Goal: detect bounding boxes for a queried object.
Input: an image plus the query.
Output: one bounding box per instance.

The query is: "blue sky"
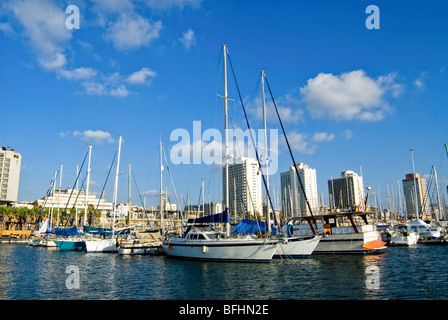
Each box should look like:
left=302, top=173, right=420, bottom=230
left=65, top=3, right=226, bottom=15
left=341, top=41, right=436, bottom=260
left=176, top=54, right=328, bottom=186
left=1, top=0, right=448, bottom=211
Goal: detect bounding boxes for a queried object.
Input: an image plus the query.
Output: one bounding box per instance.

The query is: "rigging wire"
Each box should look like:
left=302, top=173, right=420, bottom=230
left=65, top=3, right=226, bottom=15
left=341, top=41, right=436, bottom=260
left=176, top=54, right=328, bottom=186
left=58, top=147, right=89, bottom=227
left=264, top=76, right=320, bottom=234
left=226, top=50, right=279, bottom=231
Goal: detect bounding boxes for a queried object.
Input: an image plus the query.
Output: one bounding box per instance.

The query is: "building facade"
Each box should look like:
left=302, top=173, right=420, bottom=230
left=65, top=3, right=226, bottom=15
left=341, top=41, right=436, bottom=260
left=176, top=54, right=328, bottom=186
left=37, top=187, right=113, bottom=212
left=402, top=173, right=431, bottom=220
left=280, top=163, right=318, bottom=217
left=0, top=147, right=21, bottom=206
left=223, top=157, right=262, bottom=216
left=328, top=170, right=365, bottom=210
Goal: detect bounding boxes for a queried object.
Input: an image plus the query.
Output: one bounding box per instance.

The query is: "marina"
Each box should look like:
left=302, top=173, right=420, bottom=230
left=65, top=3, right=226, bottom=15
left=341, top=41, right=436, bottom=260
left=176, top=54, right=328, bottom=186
left=1, top=241, right=448, bottom=301
left=1, top=2, right=448, bottom=310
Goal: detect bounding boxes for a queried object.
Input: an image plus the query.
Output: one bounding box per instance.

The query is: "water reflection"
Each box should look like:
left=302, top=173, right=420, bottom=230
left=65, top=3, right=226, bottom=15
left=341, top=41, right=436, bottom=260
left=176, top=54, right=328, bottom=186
left=2, top=244, right=448, bottom=300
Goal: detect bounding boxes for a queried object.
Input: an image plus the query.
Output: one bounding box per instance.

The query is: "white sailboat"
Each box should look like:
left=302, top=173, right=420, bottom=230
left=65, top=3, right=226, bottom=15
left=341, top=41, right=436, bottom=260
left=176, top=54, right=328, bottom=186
left=162, top=44, right=280, bottom=262
left=258, top=69, right=321, bottom=258
left=85, top=136, right=122, bottom=253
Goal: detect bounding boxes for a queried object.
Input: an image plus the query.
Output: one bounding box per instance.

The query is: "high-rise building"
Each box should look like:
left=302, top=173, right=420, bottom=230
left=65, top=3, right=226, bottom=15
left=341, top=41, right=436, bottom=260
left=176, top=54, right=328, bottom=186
left=0, top=147, right=21, bottom=206
left=223, top=157, right=262, bottom=216
left=402, top=173, right=431, bottom=220
left=280, top=163, right=318, bottom=217
left=328, top=170, right=365, bottom=210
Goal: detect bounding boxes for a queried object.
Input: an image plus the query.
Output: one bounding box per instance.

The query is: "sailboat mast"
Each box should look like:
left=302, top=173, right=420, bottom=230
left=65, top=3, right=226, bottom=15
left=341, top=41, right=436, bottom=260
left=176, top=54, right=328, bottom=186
left=128, top=164, right=131, bottom=226
left=433, top=165, right=442, bottom=221
left=50, top=170, right=57, bottom=230
left=411, top=149, right=418, bottom=219
left=223, top=43, right=230, bottom=236
left=112, top=136, right=122, bottom=236
left=261, top=69, right=271, bottom=232
left=160, top=140, right=164, bottom=235
left=83, top=145, right=92, bottom=227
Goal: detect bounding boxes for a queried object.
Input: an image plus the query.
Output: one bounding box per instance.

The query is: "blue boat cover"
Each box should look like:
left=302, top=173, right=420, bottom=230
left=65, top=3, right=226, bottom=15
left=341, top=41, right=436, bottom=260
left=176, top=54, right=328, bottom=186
left=231, top=219, right=277, bottom=234
left=53, top=226, right=82, bottom=237
left=187, top=210, right=230, bottom=224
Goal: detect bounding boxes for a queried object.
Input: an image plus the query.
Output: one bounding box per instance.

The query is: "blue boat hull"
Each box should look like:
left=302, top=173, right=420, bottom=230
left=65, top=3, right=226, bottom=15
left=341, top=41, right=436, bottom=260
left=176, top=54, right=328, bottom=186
left=54, top=240, right=86, bottom=251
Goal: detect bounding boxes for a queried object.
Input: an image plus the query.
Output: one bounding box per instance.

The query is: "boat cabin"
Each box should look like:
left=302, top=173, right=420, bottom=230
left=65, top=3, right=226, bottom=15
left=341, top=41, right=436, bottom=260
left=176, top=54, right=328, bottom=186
left=284, top=211, right=378, bottom=237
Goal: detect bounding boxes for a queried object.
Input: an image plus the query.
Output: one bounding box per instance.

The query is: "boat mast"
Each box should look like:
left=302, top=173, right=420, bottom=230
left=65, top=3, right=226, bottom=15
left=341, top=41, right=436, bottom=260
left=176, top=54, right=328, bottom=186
left=433, top=165, right=442, bottom=221
left=128, top=164, right=131, bottom=226
left=261, top=69, right=271, bottom=232
left=83, top=145, right=92, bottom=227
left=223, top=43, right=230, bottom=236
left=411, top=149, right=418, bottom=220
left=160, top=139, right=164, bottom=235
left=111, top=136, right=122, bottom=237
left=57, top=164, right=63, bottom=226
left=50, top=170, right=57, bottom=230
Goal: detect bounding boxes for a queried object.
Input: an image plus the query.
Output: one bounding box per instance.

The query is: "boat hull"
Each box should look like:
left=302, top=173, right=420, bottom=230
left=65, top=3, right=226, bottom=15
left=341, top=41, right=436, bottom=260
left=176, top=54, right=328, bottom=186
left=118, top=243, right=163, bottom=255
left=85, top=238, right=117, bottom=253
left=274, top=236, right=321, bottom=258
left=162, top=238, right=279, bottom=262
left=54, top=239, right=86, bottom=251
left=389, top=234, right=419, bottom=246
left=313, top=231, right=386, bottom=254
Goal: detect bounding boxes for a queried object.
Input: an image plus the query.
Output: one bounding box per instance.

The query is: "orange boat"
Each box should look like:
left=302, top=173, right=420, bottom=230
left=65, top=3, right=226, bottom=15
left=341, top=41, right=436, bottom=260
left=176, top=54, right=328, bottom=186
left=363, top=240, right=387, bottom=250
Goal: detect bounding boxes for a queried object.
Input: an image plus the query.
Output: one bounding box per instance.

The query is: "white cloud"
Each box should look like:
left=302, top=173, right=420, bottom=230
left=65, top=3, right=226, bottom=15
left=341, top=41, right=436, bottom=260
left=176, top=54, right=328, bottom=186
left=109, top=85, right=130, bottom=97
left=310, top=132, right=335, bottom=143
left=285, top=131, right=335, bottom=155
left=413, top=71, right=428, bottom=91
left=300, top=70, right=402, bottom=121
left=126, top=67, right=157, bottom=84
left=145, top=0, right=203, bottom=10
left=0, top=22, right=15, bottom=35
left=58, top=67, right=98, bottom=81
left=91, top=0, right=134, bottom=13
left=59, top=130, right=115, bottom=144
left=179, top=29, right=196, bottom=50
left=7, top=0, right=71, bottom=71
left=246, top=93, right=304, bottom=124
left=78, top=130, right=115, bottom=144
left=106, top=13, right=162, bottom=51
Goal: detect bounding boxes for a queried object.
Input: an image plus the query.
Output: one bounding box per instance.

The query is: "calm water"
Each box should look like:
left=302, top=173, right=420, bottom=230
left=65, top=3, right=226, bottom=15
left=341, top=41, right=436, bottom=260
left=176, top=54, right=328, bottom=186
left=1, top=243, right=447, bottom=301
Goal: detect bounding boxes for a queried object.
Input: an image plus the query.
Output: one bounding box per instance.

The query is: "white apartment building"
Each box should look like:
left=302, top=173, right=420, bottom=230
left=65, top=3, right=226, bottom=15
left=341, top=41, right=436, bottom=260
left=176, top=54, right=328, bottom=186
left=223, top=157, right=262, bottom=216
left=402, top=173, right=431, bottom=220
left=37, top=187, right=113, bottom=212
left=0, top=147, right=21, bottom=206
left=328, top=170, right=365, bottom=210
left=281, top=163, right=318, bottom=217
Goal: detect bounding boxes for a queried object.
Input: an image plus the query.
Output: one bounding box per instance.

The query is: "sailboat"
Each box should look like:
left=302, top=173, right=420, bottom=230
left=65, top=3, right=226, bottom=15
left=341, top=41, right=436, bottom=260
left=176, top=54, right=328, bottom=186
left=260, top=69, right=321, bottom=258
left=85, top=136, right=123, bottom=253
left=53, top=146, right=92, bottom=251
left=118, top=160, right=164, bottom=255
left=162, top=44, right=280, bottom=262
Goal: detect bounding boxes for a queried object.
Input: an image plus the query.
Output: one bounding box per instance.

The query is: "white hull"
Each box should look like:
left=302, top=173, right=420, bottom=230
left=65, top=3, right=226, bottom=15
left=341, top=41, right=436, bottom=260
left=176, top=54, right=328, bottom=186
left=163, top=238, right=279, bottom=262
left=390, top=233, right=419, bottom=246
left=274, top=236, right=321, bottom=258
left=118, top=244, right=163, bottom=255
left=40, top=239, right=57, bottom=247
left=85, top=238, right=117, bottom=253
left=314, top=230, right=384, bottom=254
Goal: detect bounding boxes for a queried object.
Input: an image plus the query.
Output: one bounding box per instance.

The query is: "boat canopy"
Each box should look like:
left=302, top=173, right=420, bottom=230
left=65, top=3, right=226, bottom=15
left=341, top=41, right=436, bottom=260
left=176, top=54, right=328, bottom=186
left=53, top=226, right=82, bottom=237
left=187, top=210, right=230, bottom=224
left=231, top=219, right=277, bottom=234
